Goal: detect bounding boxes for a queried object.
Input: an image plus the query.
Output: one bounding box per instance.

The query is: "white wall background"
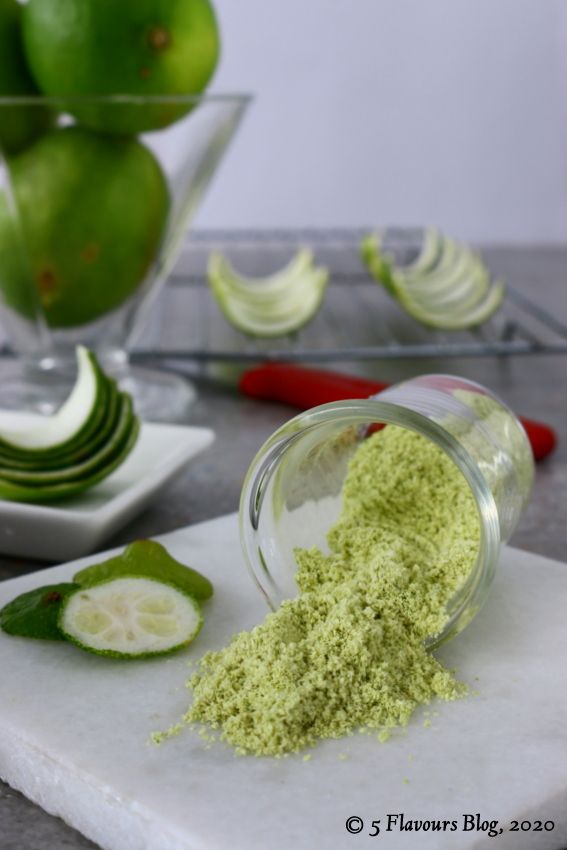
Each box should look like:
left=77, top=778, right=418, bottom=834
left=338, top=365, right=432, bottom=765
left=194, top=0, right=567, bottom=243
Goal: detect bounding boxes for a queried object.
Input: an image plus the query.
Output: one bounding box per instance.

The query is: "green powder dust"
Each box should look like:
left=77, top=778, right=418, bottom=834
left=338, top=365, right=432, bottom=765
left=182, top=425, right=480, bottom=757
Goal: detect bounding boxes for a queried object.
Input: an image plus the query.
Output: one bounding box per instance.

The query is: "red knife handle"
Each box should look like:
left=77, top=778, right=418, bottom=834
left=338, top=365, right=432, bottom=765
left=239, top=364, right=557, bottom=462
left=239, top=363, right=388, bottom=408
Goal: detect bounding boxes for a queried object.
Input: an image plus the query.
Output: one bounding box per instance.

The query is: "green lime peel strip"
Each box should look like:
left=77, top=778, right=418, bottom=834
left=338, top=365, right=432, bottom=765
left=0, top=393, right=133, bottom=484
left=0, top=346, right=140, bottom=503
left=0, top=414, right=140, bottom=503
left=0, top=346, right=101, bottom=455
left=360, top=228, right=505, bottom=330
left=0, top=583, right=79, bottom=640
left=208, top=249, right=329, bottom=338
left=0, top=378, right=121, bottom=471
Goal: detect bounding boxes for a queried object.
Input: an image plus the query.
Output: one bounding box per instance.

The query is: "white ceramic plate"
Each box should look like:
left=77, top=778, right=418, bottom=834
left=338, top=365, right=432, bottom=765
left=0, top=411, right=214, bottom=561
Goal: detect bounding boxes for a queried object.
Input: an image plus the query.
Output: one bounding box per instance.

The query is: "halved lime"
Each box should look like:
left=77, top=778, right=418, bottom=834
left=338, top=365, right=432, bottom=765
left=59, top=577, right=203, bottom=658
left=74, top=539, right=214, bottom=602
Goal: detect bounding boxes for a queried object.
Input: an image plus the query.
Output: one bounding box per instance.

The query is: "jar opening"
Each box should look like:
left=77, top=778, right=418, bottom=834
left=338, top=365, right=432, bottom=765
left=240, top=399, right=502, bottom=649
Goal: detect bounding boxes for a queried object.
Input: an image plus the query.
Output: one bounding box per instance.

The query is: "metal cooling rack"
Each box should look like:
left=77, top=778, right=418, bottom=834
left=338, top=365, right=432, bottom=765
left=130, top=229, right=567, bottom=364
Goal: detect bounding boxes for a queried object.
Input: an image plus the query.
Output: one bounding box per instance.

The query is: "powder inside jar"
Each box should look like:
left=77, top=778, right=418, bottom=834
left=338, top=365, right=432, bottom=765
left=180, top=425, right=480, bottom=756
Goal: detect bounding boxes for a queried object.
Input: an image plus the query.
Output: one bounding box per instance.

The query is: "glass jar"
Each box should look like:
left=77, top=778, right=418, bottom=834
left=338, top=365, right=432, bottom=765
left=239, top=374, right=534, bottom=648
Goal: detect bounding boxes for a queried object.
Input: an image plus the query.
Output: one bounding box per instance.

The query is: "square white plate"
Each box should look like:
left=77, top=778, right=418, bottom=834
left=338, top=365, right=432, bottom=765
left=0, top=411, right=214, bottom=562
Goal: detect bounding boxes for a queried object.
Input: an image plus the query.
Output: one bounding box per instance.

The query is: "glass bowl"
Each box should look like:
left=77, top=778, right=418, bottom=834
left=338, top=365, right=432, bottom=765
left=0, top=93, right=250, bottom=420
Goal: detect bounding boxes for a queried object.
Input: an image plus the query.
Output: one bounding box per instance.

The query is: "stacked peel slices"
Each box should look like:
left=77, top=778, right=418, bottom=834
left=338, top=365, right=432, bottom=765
left=208, top=248, right=329, bottom=338
left=0, top=346, right=139, bottom=502
left=361, top=228, right=505, bottom=330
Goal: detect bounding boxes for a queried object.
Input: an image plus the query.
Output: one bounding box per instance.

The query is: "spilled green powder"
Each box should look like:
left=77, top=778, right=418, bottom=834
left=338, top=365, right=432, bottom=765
left=183, top=426, right=480, bottom=756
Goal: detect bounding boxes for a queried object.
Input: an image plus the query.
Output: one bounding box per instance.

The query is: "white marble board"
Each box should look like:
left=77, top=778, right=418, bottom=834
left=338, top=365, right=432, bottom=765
left=0, top=513, right=566, bottom=850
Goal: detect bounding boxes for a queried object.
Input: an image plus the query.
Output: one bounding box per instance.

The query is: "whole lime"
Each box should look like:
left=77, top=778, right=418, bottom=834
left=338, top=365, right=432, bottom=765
left=0, top=127, right=170, bottom=328
left=0, top=0, right=53, bottom=154
left=22, top=0, right=220, bottom=134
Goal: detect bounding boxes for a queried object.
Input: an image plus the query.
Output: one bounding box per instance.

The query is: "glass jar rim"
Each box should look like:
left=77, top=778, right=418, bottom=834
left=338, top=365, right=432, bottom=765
left=0, top=92, right=253, bottom=107
left=240, top=397, right=502, bottom=649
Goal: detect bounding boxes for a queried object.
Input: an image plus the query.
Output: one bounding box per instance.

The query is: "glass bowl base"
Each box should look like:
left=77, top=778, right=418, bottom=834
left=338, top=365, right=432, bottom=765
left=0, top=358, right=196, bottom=423
left=117, top=366, right=196, bottom=422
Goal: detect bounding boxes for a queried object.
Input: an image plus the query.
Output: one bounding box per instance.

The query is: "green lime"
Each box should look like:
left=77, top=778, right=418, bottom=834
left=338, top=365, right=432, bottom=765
left=23, top=0, right=220, bottom=134
left=0, top=126, right=169, bottom=328
left=1, top=583, right=79, bottom=640
left=0, top=0, right=53, bottom=154
left=75, top=540, right=214, bottom=602
left=59, top=576, right=203, bottom=658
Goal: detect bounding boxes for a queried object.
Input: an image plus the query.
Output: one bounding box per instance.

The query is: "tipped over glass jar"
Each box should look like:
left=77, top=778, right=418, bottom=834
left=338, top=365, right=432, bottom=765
left=239, top=374, right=534, bottom=648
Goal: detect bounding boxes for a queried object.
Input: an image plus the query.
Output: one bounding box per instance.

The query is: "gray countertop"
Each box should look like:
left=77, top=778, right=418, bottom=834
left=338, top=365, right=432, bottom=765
left=0, top=243, right=566, bottom=849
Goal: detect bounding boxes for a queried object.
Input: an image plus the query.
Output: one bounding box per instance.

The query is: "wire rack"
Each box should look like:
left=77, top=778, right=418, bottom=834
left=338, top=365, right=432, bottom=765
left=132, top=229, right=566, bottom=364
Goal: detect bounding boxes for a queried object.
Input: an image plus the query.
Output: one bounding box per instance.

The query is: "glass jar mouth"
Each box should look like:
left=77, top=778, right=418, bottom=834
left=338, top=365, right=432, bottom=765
left=240, top=398, right=502, bottom=650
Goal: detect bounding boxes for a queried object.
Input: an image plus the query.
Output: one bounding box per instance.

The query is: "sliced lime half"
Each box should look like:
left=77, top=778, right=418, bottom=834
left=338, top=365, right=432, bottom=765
left=59, top=577, right=203, bottom=659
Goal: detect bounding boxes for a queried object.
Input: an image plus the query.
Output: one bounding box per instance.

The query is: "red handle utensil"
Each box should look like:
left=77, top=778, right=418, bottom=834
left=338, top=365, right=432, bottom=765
left=239, top=363, right=557, bottom=462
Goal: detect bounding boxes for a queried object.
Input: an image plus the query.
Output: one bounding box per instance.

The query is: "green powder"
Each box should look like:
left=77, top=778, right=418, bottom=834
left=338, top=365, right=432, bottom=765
left=183, top=425, right=480, bottom=757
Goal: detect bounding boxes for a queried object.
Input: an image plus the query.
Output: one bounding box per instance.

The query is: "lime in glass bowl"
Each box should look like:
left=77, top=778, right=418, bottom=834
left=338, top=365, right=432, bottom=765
left=0, top=93, right=250, bottom=420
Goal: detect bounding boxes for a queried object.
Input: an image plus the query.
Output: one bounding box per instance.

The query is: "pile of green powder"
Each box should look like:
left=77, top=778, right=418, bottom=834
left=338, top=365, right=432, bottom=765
left=184, top=425, right=480, bottom=756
